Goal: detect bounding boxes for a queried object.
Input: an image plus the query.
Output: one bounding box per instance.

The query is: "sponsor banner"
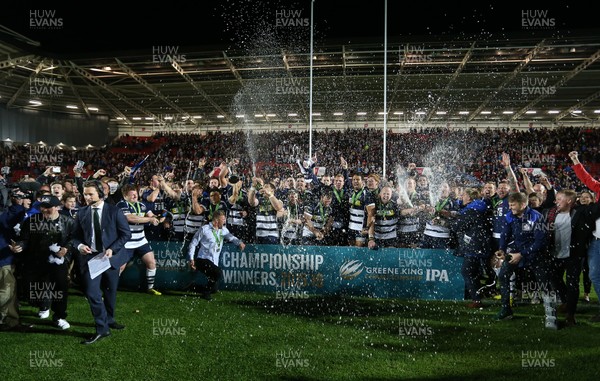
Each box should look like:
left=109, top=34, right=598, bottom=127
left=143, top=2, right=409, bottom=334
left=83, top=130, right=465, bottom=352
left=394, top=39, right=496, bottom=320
left=120, top=242, right=463, bottom=300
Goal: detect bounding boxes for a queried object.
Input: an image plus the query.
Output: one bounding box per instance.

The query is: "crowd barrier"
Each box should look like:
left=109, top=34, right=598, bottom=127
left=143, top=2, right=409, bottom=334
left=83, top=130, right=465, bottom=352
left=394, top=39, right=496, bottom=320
left=120, top=242, right=464, bottom=300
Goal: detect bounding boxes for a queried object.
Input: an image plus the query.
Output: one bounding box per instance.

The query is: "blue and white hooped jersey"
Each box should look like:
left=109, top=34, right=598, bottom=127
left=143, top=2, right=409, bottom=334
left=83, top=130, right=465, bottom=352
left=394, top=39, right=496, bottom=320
left=348, top=188, right=375, bottom=232
left=256, top=194, right=279, bottom=239
left=302, top=202, right=333, bottom=238
left=165, top=194, right=189, bottom=234
left=117, top=200, right=149, bottom=249
left=374, top=200, right=400, bottom=240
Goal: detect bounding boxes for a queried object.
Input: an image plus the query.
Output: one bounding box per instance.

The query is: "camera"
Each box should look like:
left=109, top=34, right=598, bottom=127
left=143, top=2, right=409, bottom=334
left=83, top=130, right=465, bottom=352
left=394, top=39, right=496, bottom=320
left=52, top=166, right=61, bottom=174
left=75, top=160, right=85, bottom=171
left=1, top=166, right=9, bottom=175
left=11, top=189, right=33, bottom=200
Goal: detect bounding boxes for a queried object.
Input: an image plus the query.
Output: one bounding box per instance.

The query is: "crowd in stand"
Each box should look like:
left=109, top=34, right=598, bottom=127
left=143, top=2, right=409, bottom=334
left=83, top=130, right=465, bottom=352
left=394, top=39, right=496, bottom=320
left=1, top=126, right=600, bottom=332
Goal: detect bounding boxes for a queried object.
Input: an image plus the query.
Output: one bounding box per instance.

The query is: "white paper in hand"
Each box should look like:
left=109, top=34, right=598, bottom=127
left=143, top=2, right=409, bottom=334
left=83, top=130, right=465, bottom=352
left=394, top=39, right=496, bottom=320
left=48, top=243, right=61, bottom=253
left=88, top=252, right=111, bottom=280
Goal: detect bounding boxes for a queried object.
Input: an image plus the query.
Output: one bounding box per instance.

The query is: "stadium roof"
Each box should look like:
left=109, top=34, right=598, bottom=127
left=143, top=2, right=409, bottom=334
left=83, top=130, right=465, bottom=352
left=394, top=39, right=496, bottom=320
left=1, top=3, right=600, bottom=129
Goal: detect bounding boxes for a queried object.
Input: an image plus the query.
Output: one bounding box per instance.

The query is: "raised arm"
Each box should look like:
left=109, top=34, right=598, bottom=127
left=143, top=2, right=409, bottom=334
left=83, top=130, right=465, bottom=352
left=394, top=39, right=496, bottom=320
left=73, top=167, right=85, bottom=196
left=519, top=168, right=534, bottom=195
left=218, top=161, right=229, bottom=188
left=118, top=167, right=132, bottom=187
left=192, top=158, right=207, bottom=181
left=340, top=156, right=351, bottom=188
left=36, top=166, right=55, bottom=185
left=228, top=181, right=243, bottom=205
left=159, top=176, right=181, bottom=201
left=539, top=176, right=556, bottom=209
left=501, top=152, right=520, bottom=193
left=144, top=185, right=160, bottom=203
left=247, top=177, right=263, bottom=207
left=263, top=186, right=283, bottom=212
left=569, top=151, right=600, bottom=200
left=191, top=188, right=204, bottom=214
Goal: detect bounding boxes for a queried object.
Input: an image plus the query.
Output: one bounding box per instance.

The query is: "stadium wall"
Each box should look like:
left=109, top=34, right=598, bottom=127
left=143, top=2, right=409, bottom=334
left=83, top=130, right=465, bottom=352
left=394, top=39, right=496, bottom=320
left=0, top=105, right=111, bottom=146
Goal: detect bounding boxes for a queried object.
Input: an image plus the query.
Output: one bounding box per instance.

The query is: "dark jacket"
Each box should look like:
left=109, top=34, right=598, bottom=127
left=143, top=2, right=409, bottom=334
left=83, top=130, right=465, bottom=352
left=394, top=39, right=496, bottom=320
left=452, top=199, right=491, bottom=258
left=545, top=202, right=600, bottom=258
left=71, top=202, right=132, bottom=269
left=485, top=195, right=509, bottom=240
left=0, top=204, right=25, bottom=267
left=17, top=212, right=76, bottom=264
left=500, top=206, right=546, bottom=268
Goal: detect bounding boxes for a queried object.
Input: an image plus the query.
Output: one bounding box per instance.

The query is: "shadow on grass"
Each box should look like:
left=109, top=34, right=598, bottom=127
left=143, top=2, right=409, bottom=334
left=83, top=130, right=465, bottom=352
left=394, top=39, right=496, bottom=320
left=231, top=294, right=476, bottom=338
left=7, top=321, right=91, bottom=338
left=233, top=293, right=415, bottom=318
left=229, top=292, right=600, bottom=354
left=21, top=317, right=95, bottom=328
left=15, top=306, right=97, bottom=338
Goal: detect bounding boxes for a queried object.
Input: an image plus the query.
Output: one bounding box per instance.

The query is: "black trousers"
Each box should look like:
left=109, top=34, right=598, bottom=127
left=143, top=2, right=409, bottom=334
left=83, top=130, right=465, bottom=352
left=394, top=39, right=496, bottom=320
left=194, top=258, right=222, bottom=293
left=499, top=257, right=556, bottom=309
left=551, top=256, right=583, bottom=316
left=462, top=256, right=485, bottom=302
left=79, top=257, right=120, bottom=335
left=582, top=256, right=592, bottom=294
left=27, top=261, right=69, bottom=321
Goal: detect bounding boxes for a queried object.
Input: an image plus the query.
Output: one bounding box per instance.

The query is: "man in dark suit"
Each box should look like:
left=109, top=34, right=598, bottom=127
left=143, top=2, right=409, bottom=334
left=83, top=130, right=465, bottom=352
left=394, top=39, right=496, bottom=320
left=72, top=180, right=131, bottom=344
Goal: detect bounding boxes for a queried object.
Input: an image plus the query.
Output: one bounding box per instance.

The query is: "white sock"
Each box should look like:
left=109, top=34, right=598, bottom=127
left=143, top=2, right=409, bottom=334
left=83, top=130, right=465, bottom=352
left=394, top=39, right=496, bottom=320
left=147, top=268, right=157, bottom=289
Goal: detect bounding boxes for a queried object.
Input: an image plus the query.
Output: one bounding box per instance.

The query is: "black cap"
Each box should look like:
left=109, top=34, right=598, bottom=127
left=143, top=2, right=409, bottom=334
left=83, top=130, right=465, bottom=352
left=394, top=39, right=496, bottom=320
left=39, top=195, right=61, bottom=207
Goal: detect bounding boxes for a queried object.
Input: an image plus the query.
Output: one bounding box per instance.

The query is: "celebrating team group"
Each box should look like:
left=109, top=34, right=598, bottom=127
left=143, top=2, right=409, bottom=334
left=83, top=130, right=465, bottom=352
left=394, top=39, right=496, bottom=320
left=1, top=147, right=599, bottom=343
